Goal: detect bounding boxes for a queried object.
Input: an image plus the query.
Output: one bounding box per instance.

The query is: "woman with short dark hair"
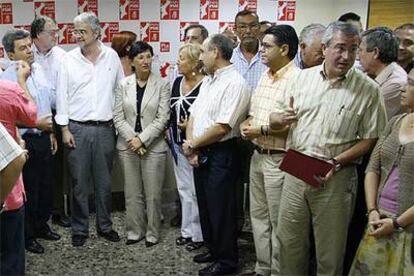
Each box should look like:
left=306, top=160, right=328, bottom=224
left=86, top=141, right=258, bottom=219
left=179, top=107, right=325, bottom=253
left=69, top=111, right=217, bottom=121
left=113, top=41, right=170, bottom=247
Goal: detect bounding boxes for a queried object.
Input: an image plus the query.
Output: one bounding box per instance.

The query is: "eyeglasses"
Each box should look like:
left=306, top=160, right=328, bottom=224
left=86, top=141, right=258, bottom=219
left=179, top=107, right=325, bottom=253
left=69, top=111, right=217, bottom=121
left=42, top=29, right=59, bottom=37
left=72, top=29, right=88, bottom=36
left=236, top=23, right=260, bottom=31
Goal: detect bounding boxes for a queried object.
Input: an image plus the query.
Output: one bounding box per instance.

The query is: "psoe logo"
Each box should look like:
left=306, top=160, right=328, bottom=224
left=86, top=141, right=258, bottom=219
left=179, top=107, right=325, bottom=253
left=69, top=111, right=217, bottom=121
left=160, top=0, right=179, bottom=20
left=100, top=22, right=120, bottom=43
left=238, top=0, right=257, bottom=12
left=57, top=23, right=76, bottom=45
left=78, top=0, right=98, bottom=16
left=200, top=0, right=218, bottom=20
left=140, top=22, right=160, bottom=42
left=34, top=1, right=55, bottom=19
left=119, top=0, right=139, bottom=20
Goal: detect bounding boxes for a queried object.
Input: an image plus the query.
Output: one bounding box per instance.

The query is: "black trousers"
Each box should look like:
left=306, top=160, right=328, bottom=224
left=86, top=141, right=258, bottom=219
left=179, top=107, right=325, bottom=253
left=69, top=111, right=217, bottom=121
left=0, top=206, right=25, bottom=276
left=22, top=132, right=54, bottom=242
left=194, top=138, right=239, bottom=268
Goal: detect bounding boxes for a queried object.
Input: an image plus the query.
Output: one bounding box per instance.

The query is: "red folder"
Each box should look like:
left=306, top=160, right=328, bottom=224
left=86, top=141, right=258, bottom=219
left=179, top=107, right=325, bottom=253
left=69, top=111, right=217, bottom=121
left=279, top=149, right=334, bottom=188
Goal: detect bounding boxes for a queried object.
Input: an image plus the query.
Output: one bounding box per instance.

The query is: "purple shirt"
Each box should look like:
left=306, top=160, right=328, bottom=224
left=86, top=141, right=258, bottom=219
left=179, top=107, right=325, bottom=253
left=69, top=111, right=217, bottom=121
left=378, top=166, right=400, bottom=214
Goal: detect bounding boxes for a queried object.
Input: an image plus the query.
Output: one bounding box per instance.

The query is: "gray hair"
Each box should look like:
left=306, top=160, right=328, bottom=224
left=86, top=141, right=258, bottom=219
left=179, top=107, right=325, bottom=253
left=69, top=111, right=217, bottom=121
left=299, top=24, right=326, bottom=45
left=2, top=29, right=30, bottom=53
left=73, top=12, right=101, bottom=35
left=206, top=34, right=234, bottom=61
left=322, top=21, right=360, bottom=46
left=361, top=27, right=399, bottom=64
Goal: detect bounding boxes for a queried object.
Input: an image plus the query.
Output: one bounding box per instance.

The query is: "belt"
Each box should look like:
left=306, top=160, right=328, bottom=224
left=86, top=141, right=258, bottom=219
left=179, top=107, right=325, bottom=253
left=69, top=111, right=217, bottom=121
left=254, top=145, right=285, bottom=155
left=70, top=119, right=113, bottom=127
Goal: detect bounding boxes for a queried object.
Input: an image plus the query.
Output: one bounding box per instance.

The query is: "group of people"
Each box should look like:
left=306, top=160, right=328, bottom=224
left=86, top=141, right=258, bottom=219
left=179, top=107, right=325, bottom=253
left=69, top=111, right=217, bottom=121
left=0, top=8, right=413, bottom=276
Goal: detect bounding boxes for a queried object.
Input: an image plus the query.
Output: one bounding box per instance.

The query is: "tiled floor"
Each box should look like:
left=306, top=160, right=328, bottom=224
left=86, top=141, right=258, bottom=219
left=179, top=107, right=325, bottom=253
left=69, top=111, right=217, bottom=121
left=26, top=212, right=256, bottom=275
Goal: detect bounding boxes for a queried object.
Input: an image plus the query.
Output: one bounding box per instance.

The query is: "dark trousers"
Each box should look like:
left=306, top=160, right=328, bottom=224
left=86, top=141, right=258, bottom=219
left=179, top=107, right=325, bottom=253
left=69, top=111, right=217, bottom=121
left=22, top=132, right=54, bottom=242
left=0, top=207, right=25, bottom=276
left=66, top=122, right=115, bottom=236
left=194, top=139, right=239, bottom=268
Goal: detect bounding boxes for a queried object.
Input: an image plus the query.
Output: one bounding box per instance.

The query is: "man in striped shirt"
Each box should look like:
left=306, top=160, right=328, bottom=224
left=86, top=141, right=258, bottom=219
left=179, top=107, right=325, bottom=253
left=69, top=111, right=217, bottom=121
left=183, top=34, right=250, bottom=275
left=270, top=21, right=387, bottom=275
left=240, top=25, right=300, bottom=276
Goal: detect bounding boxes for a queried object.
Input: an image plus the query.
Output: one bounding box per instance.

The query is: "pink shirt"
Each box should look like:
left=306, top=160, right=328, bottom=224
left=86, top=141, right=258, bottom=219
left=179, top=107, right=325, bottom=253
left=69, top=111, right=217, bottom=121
left=0, top=80, right=37, bottom=211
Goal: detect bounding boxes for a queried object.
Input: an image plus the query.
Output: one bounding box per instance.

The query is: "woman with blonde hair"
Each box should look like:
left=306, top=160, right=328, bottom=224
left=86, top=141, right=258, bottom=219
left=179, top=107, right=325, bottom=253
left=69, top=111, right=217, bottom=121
left=169, top=43, right=205, bottom=251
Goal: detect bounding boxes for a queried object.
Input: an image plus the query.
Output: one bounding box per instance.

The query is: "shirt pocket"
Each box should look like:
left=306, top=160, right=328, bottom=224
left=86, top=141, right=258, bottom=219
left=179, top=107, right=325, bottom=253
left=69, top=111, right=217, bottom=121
left=329, top=108, right=360, bottom=141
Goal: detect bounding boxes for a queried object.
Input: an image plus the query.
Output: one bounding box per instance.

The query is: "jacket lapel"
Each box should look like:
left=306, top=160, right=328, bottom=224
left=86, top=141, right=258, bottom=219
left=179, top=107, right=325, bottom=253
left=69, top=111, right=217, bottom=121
left=140, top=72, right=157, bottom=113
left=127, top=74, right=137, bottom=116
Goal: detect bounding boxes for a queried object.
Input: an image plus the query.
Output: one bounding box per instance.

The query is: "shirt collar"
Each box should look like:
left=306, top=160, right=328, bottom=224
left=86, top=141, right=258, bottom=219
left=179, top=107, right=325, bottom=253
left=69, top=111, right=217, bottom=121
left=319, top=62, right=354, bottom=82
left=267, top=60, right=295, bottom=81
left=233, top=42, right=261, bottom=63
left=375, top=62, right=395, bottom=86
left=32, top=43, right=53, bottom=58
left=209, top=64, right=234, bottom=81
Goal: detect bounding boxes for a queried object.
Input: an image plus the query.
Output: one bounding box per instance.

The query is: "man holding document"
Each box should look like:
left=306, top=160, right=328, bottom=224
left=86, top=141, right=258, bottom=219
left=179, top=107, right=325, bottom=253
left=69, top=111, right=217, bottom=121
left=269, top=21, right=387, bottom=275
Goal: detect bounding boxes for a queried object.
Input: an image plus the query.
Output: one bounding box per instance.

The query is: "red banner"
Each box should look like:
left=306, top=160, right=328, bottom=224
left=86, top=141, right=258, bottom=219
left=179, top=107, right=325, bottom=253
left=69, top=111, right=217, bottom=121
left=219, top=22, right=235, bottom=33
left=1, top=3, right=13, bottom=24
left=160, top=0, right=179, bottom=20
left=277, top=1, right=296, bottom=21
left=200, top=0, right=218, bottom=20
left=58, top=23, right=76, bottom=45
left=78, top=0, right=98, bottom=16
left=100, top=22, right=120, bottom=43
left=238, top=0, right=257, bottom=12
left=119, top=0, right=140, bottom=20
left=140, top=22, right=160, bottom=42
left=34, top=1, right=55, bottom=19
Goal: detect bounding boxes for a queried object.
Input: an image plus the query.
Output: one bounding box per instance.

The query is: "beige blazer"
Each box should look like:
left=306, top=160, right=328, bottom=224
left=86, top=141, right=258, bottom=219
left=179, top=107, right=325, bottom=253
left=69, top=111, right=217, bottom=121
left=113, top=73, right=171, bottom=152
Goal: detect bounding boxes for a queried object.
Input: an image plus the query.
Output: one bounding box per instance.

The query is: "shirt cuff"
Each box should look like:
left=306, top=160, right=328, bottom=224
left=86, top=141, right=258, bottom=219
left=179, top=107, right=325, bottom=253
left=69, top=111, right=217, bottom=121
left=54, top=114, right=69, bottom=126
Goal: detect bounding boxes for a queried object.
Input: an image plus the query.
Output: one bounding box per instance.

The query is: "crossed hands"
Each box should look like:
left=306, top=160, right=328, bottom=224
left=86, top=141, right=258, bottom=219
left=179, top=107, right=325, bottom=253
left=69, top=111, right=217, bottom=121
left=182, top=139, right=199, bottom=167
left=367, top=210, right=396, bottom=238
left=128, top=136, right=146, bottom=156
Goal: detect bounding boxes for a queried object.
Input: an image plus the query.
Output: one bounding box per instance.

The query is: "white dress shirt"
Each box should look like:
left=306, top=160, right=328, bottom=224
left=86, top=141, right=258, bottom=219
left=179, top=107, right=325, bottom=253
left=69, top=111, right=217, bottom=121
left=189, top=64, right=250, bottom=141
left=55, top=42, right=124, bottom=125
left=32, top=44, right=66, bottom=109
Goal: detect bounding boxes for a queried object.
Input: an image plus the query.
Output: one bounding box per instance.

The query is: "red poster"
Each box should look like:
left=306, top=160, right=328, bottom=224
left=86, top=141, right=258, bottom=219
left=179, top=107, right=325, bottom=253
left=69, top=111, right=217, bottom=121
left=100, top=22, right=119, bottom=43
left=140, top=22, right=160, bottom=42
left=160, top=0, right=179, bottom=20
left=200, top=0, right=218, bottom=20
left=14, top=25, right=32, bottom=31
left=34, top=1, right=55, bottom=19
left=78, top=0, right=98, bottom=16
left=238, top=0, right=257, bottom=12
left=160, top=42, right=170, bottom=53
left=277, top=1, right=296, bottom=21
left=119, top=0, right=140, bottom=20
left=219, top=22, right=235, bottom=33
left=1, top=3, right=13, bottom=24
left=58, top=23, right=76, bottom=45
left=159, top=61, right=171, bottom=78
left=179, top=21, right=198, bottom=41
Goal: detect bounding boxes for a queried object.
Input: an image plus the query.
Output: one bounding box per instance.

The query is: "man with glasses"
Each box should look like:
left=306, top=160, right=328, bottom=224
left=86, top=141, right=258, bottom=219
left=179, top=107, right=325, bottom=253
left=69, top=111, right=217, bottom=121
left=55, top=12, right=124, bottom=247
left=30, top=16, right=71, bottom=229
left=269, top=21, right=387, bottom=275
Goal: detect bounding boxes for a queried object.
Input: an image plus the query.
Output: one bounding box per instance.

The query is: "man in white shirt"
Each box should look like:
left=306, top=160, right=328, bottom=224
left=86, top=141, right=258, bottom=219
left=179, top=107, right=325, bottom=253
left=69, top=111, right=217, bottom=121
left=55, top=12, right=124, bottom=247
left=183, top=34, right=250, bottom=276
left=30, top=15, right=70, bottom=229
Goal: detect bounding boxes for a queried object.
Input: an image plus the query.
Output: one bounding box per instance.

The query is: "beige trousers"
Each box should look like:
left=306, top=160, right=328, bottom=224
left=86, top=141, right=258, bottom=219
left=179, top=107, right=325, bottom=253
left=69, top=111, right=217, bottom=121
left=118, top=149, right=166, bottom=243
left=277, top=165, right=358, bottom=276
left=249, top=151, right=285, bottom=276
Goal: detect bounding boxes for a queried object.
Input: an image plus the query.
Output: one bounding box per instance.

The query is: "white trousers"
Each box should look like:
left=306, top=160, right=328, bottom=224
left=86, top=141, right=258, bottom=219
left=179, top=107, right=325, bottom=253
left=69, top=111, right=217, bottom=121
left=173, top=142, right=203, bottom=242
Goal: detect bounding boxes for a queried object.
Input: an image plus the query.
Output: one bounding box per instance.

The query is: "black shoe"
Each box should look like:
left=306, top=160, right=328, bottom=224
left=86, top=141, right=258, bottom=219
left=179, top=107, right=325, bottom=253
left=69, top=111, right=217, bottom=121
left=72, top=235, right=87, bottom=247
left=37, top=230, right=61, bottom=241
left=193, top=251, right=215, bottom=263
left=145, top=240, right=158, bottom=248
left=176, top=236, right=192, bottom=246
left=97, top=230, right=120, bottom=242
left=26, top=239, right=45, bottom=254
left=199, top=262, right=238, bottom=276
left=52, top=214, right=71, bottom=228
left=186, top=241, right=204, bottom=251
left=126, top=236, right=145, bottom=245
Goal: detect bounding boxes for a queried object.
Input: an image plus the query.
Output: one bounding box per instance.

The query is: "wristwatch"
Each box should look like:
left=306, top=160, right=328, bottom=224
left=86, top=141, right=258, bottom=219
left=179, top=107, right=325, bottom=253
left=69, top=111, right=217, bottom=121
left=331, top=158, right=342, bottom=172
left=392, top=217, right=404, bottom=232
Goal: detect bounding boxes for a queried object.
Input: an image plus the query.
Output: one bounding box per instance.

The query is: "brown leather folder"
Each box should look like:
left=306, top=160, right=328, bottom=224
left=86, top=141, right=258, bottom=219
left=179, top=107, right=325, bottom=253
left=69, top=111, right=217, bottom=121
left=279, top=149, right=334, bottom=188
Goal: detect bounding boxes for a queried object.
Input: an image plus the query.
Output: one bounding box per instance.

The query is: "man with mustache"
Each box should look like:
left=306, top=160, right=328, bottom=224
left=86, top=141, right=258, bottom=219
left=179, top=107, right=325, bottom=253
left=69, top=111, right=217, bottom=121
left=395, top=23, right=414, bottom=74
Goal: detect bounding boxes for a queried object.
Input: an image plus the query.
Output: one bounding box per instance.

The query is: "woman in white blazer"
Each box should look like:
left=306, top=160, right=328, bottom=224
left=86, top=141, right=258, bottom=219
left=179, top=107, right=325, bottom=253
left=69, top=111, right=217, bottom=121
left=113, top=41, right=170, bottom=247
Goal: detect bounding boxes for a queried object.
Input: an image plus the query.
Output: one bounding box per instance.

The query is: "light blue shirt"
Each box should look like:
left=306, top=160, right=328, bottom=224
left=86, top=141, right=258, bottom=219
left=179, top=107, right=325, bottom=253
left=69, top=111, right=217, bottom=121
left=0, top=62, right=52, bottom=134
left=230, top=44, right=267, bottom=92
